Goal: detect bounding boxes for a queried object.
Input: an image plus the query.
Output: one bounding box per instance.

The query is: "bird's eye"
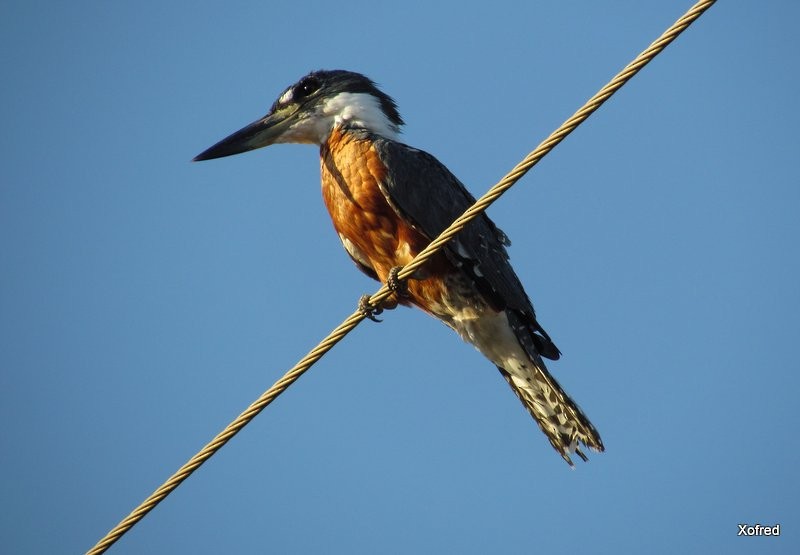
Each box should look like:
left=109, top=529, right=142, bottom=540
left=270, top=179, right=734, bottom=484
left=294, top=76, right=321, bottom=100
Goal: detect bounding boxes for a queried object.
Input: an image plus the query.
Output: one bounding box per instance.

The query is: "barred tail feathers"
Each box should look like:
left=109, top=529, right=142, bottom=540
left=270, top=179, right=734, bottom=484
left=497, top=358, right=604, bottom=466
left=450, top=309, right=603, bottom=466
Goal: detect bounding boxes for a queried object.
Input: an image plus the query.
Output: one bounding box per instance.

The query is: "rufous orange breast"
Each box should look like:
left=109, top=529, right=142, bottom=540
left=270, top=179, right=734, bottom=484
left=320, top=126, right=463, bottom=316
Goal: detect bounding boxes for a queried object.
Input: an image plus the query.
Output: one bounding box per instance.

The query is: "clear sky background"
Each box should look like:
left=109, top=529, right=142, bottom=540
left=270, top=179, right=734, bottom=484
left=2, top=1, right=798, bottom=553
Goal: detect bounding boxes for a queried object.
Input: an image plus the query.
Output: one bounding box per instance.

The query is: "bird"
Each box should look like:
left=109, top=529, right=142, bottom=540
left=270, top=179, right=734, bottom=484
left=194, top=69, right=603, bottom=465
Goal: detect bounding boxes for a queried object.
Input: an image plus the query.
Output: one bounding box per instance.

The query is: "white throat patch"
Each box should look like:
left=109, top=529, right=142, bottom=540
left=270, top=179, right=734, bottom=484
left=282, top=92, right=399, bottom=145
left=322, top=92, right=399, bottom=139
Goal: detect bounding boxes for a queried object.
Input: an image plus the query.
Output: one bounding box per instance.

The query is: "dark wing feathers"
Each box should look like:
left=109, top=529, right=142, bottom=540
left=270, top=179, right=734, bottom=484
left=373, top=136, right=560, bottom=360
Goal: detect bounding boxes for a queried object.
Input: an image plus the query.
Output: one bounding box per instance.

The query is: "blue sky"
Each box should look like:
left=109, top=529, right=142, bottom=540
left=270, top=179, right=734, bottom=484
left=2, top=1, right=798, bottom=553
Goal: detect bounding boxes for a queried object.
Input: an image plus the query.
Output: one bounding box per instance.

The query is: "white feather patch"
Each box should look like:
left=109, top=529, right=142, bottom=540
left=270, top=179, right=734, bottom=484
left=339, top=233, right=373, bottom=271
left=451, top=310, right=530, bottom=375
left=322, top=92, right=400, bottom=139
left=281, top=92, right=399, bottom=144
left=278, top=88, right=294, bottom=105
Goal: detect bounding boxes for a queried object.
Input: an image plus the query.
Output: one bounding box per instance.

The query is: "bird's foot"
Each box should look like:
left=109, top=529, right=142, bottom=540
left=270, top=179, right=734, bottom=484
left=386, top=266, right=409, bottom=298
left=358, top=294, right=384, bottom=323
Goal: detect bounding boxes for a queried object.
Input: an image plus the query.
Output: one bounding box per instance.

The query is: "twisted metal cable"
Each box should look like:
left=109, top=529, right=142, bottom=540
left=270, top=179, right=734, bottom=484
left=87, top=1, right=716, bottom=552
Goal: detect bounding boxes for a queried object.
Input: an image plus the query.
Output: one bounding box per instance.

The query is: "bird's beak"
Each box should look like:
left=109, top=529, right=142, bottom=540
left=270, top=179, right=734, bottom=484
left=193, top=105, right=300, bottom=161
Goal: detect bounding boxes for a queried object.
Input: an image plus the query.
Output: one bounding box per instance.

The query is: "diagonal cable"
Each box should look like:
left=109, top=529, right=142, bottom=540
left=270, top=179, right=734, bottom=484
left=86, top=1, right=716, bottom=552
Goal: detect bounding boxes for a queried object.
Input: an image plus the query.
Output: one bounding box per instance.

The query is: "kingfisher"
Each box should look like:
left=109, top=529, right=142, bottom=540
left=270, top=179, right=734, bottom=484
left=194, top=69, right=603, bottom=465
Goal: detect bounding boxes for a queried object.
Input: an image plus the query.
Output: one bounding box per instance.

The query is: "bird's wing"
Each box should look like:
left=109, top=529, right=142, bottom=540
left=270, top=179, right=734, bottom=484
left=373, top=137, right=560, bottom=360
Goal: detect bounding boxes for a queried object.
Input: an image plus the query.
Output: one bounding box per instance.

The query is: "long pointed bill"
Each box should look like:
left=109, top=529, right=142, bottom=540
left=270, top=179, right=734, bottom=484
left=193, top=107, right=299, bottom=161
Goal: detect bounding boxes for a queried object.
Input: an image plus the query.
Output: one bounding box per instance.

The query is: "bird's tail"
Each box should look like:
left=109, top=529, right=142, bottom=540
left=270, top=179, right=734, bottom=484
left=498, top=358, right=604, bottom=466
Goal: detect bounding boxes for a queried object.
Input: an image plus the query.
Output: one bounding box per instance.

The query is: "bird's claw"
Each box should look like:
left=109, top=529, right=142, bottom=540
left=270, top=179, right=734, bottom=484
left=358, top=294, right=383, bottom=322
left=387, top=266, right=409, bottom=297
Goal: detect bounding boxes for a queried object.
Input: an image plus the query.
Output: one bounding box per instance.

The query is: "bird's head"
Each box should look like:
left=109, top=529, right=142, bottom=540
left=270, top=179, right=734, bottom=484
left=193, top=69, right=403, bottom=161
